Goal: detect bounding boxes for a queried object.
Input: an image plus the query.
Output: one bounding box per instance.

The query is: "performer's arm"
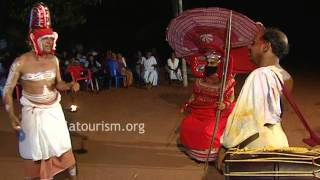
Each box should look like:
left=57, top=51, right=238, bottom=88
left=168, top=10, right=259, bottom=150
left=225, top=89, right=235, bottom=108
left=181, top=94, right=195, bottom=113
left=54, top=57, right=80, bottom=92
left=2, top=59, right=22, bottom=130
left=188, top=94, right=195, bottom=103
left=217, top=87, right=235, bottom=110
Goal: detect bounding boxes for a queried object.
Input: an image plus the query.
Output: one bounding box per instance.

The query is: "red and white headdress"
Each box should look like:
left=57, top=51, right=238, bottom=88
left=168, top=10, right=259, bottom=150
left=29, top=2, right=58, bottom=56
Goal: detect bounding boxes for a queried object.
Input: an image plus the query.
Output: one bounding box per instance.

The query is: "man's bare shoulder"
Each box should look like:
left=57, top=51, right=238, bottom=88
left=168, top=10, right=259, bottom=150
left=16, top=51, right=35, bottom=64
left=8, top=52, right=31, bottom=68
left=18, top=52, right=58, bottom=63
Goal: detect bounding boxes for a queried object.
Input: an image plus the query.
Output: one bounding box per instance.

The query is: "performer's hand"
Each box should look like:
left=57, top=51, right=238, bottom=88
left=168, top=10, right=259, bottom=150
left=180, top=106, right=185, bottom=113
left=56, top=82, right=71, bottom=91
left=9, top=114, right=21, bottom=131
left=216, top=102, right=226, bottom=110
left=180, top=103, right=189, bottom=113
left=70, top=82, right=80, bottom=92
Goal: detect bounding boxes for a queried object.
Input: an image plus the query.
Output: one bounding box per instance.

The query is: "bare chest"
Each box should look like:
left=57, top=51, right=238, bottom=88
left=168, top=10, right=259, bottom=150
left=21, top=58, right=56, bottom=74
left=20, top=58, right=57, bottom=81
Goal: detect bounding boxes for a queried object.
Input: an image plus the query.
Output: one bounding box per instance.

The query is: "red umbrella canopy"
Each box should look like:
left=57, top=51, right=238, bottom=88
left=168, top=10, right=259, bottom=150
left=166, top=7, right=260, bottom=73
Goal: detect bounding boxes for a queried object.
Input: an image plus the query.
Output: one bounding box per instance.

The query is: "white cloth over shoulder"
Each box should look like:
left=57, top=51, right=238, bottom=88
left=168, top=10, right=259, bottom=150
left=221, top=66, right=288, bottom=148
left=19, top=93, right=72, bottom=161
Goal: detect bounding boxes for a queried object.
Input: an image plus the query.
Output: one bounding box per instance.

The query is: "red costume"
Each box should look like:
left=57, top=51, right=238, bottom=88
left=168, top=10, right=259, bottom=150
left=180, top=50, right=235, bottom=162
left=165, top=7, right=260, bottom=162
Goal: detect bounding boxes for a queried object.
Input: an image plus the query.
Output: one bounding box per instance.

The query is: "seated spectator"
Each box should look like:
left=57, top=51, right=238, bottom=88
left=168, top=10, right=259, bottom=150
left=134, top=51, right=146, bottom=84
left=166, top=52, right=182, bottom=82
left=87, top=53, right=102, bottom=75
left=76, top=53, right=89, bottom=68
left=116, top=53, right=133, bottom=87
left=66, top=57, right=85, bottom=81
left=87, top=53, right=105, bottom=90
left=141, top=52, right=158, bottom=88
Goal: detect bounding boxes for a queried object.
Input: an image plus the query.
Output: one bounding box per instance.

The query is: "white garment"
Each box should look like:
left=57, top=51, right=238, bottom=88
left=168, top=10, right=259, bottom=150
left=142, top=56, right=158, bottom=86
left=167, top=58, right=182, bottom=81
left=245, top=123, right=289, bottom=149
left=19, top=93, right=72, bottom=160
left=221, top=66, right=288, bottom=149
left=121, top=57, right=127, bottom=68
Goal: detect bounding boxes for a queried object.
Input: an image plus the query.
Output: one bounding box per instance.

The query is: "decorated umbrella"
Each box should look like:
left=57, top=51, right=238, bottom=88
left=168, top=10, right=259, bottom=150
left=166, top=7, right=259, bottom=73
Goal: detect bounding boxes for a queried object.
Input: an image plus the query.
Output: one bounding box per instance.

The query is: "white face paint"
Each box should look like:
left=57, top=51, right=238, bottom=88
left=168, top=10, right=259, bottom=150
left=38, top=36, right=54, bottom=54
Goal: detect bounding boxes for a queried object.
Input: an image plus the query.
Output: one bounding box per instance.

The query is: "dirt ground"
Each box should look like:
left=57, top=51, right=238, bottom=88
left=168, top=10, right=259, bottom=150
left=0, top=67, right=320, bottom=180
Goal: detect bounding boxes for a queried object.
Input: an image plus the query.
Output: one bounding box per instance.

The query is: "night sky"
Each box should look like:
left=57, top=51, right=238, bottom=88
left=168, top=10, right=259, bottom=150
left=1, top=0, right=318, bottom=69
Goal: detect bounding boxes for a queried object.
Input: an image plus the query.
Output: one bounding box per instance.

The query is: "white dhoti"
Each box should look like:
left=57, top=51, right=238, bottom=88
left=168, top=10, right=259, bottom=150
left=142, top=55, right=158, bottom=86
left=169, top=69, right=182, bottom=81
left=167, top=58, right=182, bottom=81
left=143, top=69, right=158, bottom=86
left=19, top=93, right=72, bottom=161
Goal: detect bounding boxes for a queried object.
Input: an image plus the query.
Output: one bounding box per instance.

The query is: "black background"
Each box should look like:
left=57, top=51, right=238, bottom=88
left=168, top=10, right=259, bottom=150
left=0, top=0, right=318, bottom=70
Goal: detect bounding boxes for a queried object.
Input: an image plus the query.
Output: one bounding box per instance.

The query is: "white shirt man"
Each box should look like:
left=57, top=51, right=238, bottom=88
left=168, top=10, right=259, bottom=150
left=141, top=52, right=158, bottom=86
left=167, top=55, right=182, bottom=81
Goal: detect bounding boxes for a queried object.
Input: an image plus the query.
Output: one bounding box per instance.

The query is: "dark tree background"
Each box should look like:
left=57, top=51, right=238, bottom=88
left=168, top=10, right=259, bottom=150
left=1, top=0, right=102, bottom=51
left=0, top=0, right=318, bottom=69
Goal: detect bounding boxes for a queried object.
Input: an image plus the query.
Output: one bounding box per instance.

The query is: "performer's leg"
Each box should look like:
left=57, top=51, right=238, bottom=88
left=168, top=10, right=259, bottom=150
left=68, top=165, right=77, bottom=180
left=216, top=146, right=227, bottom=173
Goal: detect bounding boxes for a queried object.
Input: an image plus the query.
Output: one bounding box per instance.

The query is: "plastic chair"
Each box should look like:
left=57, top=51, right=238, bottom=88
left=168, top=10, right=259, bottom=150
left=107, top=60, right=126, bottom=88
left=66, top=65, right=94, bottom=91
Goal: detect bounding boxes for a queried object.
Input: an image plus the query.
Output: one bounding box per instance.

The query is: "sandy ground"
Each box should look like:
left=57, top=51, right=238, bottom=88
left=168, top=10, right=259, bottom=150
left=0, top=67, right=320, bottom=180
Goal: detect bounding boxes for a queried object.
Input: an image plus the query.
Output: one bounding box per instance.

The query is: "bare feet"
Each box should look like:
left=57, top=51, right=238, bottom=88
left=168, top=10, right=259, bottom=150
left=216, top=147, right=227, bottom=173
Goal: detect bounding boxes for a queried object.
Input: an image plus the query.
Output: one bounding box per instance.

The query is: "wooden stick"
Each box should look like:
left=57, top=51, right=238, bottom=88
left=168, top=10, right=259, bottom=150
left=202, top=10, right=233, bottom=179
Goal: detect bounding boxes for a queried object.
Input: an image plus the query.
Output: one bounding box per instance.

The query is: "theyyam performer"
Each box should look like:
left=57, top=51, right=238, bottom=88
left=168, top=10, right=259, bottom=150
left=2, top=2, right=80, bottom=180
left=179, top=47, right=236, bottom=162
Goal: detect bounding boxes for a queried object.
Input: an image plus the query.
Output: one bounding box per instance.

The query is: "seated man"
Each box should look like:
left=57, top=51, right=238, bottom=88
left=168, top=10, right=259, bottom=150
left=167, top=52, right=182, bottom=83
left=116, top=53, right=133, bottom=87
left=141, top=51, right=158, bottom=87
left=134, top=51, right=146, bottom=84
left=221, top=27, right=293, bottom=150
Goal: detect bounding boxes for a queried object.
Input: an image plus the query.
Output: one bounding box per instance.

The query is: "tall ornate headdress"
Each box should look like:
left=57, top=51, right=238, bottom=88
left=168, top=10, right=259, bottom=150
left=29, top=2, right=58, bottom=56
